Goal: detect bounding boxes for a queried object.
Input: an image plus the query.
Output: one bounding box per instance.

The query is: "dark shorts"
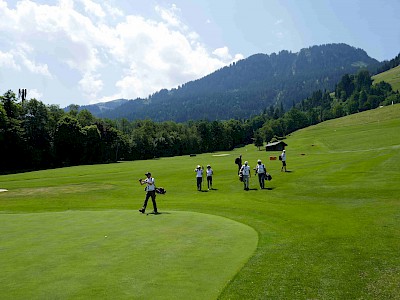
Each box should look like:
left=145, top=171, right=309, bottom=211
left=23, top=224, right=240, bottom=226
left=282, top=161, right=286, bottom=166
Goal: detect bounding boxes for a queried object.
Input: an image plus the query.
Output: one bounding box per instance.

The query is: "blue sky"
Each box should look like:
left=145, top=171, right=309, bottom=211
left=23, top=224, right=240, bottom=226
left=1, top=0, right=399, bottom=107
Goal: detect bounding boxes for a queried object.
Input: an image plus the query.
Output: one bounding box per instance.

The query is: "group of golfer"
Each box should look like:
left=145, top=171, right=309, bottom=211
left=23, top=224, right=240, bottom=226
left=138, top=150, right=287, bottom=214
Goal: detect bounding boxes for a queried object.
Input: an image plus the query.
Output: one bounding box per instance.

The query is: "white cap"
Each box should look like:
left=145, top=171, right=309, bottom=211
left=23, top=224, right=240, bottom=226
left=245, top=161, right=248, bottom=165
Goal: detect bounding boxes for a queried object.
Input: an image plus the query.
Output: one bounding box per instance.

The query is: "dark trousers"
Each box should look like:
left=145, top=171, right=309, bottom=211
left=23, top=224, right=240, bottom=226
left=142, top=190, right=157, bottom=212
left=196, top=177, right=202, bottom=191
left=258, top=173, right=265, bottom=189
left=207, top=176, right=212, bottom=189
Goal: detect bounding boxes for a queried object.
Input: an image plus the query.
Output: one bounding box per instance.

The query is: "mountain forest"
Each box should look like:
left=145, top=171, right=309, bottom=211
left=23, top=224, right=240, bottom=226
left=1, top=44, right=400, bottom=173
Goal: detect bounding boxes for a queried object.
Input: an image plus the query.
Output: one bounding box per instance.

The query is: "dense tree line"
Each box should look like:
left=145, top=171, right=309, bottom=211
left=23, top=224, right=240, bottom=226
left=0, top=91, right=252, bottom=173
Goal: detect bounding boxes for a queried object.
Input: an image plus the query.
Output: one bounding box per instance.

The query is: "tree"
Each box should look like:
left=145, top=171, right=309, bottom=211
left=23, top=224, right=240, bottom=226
left=284, top=108, right=309, bottom=134
left=81, top=125, right=102, bottom=163
left=77, top=109, right=96, bottom=127
left=253, top=130, right=264, bottom=150
left=54, top=115, right=84, bottom=166
left=0, top=90, right=26, bottom=171
left=23, top=99, right=52, bottom=168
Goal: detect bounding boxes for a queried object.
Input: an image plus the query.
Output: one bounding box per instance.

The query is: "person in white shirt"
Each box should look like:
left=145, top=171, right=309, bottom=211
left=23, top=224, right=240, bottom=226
left=194, top=165, right=204, bottom=191
left=281, top=149, right=287, bottom=172
left=138, top=172, right=158, bottom=214
left=256, top=159, right=266, bottom=189
left=240, top=161, right=251, bottom=190
left=206, top=165, right=213, bottom=190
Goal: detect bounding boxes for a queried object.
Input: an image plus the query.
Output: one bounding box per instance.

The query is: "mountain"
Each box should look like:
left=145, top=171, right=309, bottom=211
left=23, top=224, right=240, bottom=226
left=98, top=43, right=381, bottom=122
left=71, top=99, right=129, bottom=115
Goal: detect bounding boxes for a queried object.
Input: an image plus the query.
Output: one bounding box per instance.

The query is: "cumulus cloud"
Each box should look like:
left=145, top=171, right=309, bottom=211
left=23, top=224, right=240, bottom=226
left=0, top=51, right=20, bottom=70
left=27, top=88, right=43, bottom=100
left=0, top=0, right=243, bottom=105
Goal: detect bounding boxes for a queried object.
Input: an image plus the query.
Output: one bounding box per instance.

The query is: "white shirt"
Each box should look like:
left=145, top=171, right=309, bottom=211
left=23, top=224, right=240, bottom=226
left=241, top=165, right=251, bottom=176
left=195, top=169, right=203, bottom=177
left=281, top=152, right=286, bottom=161
left=256, top=163, right=266, bottom=174
left=144, top=177, right=155, bottom=191
left=206, top=168, right=213, bottom=176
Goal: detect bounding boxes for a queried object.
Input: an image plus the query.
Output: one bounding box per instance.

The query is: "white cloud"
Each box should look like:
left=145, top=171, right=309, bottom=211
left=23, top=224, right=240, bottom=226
left=0, top=51, right=20, bottom=70
left=0, top=1, right=243, bottom=105
left=213, top=46, right=232, bottom=60
left=28, top=88, right=43, bottom=100
left=79, top=0, right=105, bottom=18
left=155, top=4, right=181, bottom=27
left=79, top=72, right=103, bottom=99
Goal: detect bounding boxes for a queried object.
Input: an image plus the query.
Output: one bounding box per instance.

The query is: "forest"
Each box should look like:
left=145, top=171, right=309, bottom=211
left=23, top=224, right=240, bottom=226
left=95, top=44, right=382, bottom=122
left=1, top=68, right=399, bottom=174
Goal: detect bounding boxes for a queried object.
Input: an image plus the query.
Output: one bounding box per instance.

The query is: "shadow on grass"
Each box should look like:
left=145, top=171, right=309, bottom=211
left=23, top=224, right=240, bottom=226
left=145, top=212, right=172, bottom=216
left=263, top=187, right=275, bottom=191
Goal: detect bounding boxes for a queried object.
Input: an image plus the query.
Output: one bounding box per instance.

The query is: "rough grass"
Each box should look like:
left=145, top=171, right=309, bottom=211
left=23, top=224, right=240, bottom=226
left=1, top=104, right=400, bottom=299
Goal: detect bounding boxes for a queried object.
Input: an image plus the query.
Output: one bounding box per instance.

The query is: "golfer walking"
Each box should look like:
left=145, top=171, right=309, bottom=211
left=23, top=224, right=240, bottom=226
left=139, top=172, right=158, bottom=214
left=206, top=165, right=213, bottom=190
left=281, top=150, right=287, bottom=172
left=256, top=159, right=266, bottom=189
left=240, top=161, right=251, bottom=190
left=195, top=165, right=204, bottom=191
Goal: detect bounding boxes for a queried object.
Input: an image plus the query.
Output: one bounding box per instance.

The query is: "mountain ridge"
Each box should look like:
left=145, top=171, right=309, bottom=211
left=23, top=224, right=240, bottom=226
left=78, top=43, right=382, bottom=122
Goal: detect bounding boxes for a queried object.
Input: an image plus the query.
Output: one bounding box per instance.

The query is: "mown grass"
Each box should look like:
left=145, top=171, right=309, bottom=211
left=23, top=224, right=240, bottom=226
left=0, top=211, right=257, bottom=299
left=1, top=104, right=400, bottom=299
left=373, top=65, right=400, bottom=92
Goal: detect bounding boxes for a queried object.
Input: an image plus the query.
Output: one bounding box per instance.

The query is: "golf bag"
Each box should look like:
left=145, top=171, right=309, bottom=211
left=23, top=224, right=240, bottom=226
left=155, top=187, right=166, bottom=194
left=238, top=171, right=243, bottom=182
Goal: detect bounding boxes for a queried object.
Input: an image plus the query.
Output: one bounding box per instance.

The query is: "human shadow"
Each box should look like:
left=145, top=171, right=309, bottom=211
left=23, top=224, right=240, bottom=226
left=263, top=187, right=275, bottom=191
left=146, top=211, right=171, bottom=216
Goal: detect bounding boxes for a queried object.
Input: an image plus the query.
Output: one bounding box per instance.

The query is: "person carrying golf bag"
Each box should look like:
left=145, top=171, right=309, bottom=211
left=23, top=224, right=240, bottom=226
left=138, top=172, right=158, bottom=214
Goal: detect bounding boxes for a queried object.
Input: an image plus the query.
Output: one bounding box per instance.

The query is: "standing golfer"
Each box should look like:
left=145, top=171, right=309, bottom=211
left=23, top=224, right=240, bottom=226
left=206, top=165, right=213, bottom=190
left=281, top=149, right=287, bottom=172
left=240, top=161, right=251, bottom=190
left=195, top=165, right=204, bottom=191
left=139, top=172, right=158, bottom=214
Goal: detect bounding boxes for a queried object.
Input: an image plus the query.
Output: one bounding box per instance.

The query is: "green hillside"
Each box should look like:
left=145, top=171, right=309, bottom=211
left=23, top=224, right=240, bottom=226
left=0, top=104, right=399, bottom=299
left=373, top=65, right=400, bottom=92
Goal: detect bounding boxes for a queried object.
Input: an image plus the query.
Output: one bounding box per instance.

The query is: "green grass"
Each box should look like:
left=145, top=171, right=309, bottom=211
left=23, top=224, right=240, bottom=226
left=1, top=104, right=400, bottom=299
left=0, top=211, right=257, bottom=299
left=373, top=65, right=400, bottom=92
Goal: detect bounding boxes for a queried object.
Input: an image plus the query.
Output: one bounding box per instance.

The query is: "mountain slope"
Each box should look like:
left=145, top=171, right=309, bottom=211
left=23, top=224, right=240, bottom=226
left=372, top=65, right=400, bottom=92
left=76, top=99, right=129, bottom=115
left=100, top=43, right=381, bottom=122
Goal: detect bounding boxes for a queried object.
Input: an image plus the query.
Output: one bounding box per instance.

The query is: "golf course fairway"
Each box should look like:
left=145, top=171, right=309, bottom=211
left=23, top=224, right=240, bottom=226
left=0, top=210, right=257, bottom=299
left=1, top=104, right=399, bottom=299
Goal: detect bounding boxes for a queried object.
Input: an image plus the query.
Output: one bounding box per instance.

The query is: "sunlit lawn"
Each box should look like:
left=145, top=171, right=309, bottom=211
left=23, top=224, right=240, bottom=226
left=1, top=104, right=399, bottom=299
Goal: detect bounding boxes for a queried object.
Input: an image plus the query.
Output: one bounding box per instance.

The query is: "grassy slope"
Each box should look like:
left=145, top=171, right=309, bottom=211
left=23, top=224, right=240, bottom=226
left=372, top=65, right=400, bottom=92
left=1, top=104, right=400, bottom=299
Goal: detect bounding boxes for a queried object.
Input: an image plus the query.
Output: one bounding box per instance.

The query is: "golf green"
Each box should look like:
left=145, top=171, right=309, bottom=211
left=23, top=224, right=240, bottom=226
left=0, top=210, right=258, bottom=299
